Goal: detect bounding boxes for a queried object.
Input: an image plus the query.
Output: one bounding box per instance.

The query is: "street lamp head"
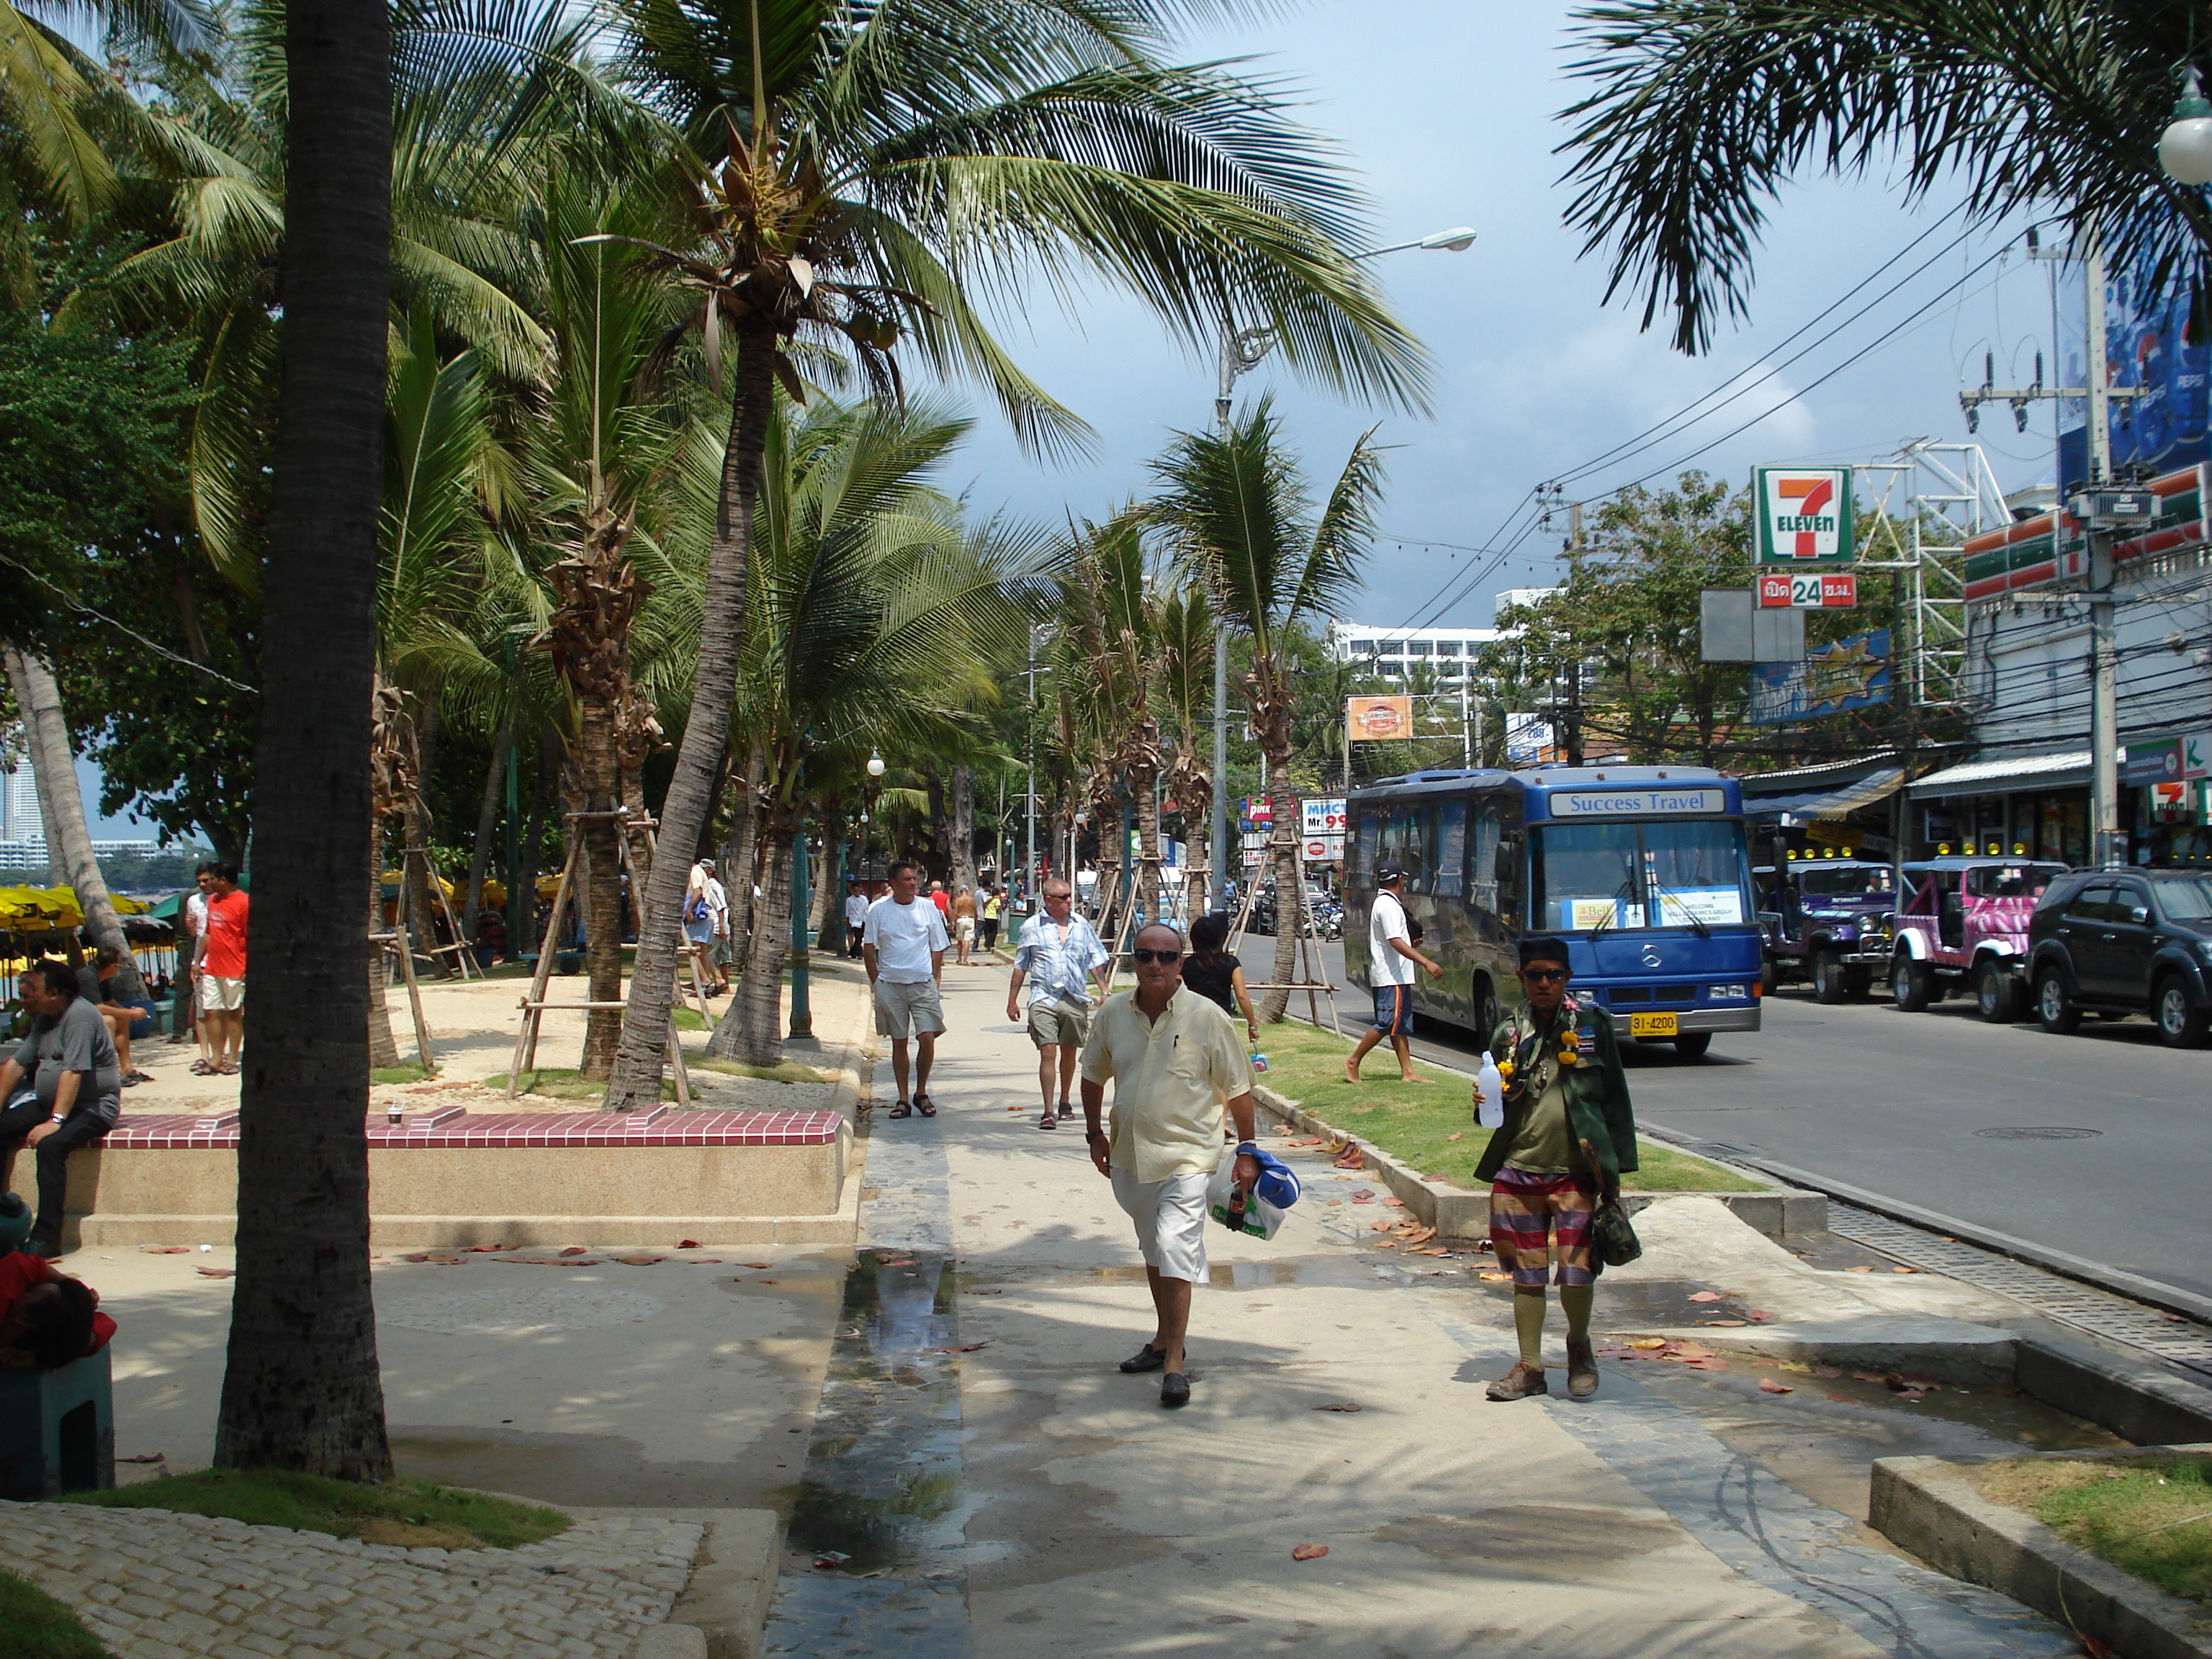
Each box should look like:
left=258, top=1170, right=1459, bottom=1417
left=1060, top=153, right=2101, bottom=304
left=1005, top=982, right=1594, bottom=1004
left=866, top=749, right=886, bottom=778
left=1421, top=226, right=1478, bottom=252
left=2162, top=68, right=2212, bottom=186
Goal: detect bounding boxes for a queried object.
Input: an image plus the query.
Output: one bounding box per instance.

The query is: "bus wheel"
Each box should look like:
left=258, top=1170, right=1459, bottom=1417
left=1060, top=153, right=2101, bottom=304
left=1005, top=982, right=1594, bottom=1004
left=1671, top=1033, right=1713, bottom=1060
left=1473, top=976, right=1498, bottom=1041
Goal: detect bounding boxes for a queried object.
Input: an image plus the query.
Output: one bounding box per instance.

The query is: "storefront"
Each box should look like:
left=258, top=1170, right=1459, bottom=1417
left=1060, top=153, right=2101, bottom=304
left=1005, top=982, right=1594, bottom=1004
left=1903, top=752, right=2092, bottom=864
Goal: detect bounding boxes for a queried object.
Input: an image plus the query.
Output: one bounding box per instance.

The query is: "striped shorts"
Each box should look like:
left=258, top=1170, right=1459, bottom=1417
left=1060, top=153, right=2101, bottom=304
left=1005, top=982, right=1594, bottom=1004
left=1488, top=1167, right=1599, bottom=1288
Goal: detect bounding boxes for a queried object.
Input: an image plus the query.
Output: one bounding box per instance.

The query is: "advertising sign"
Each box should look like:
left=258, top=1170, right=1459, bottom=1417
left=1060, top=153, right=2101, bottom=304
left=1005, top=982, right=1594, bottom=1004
left=1755, top=467, right=1855, bottom=564
left=2057, top=246, right=2211, bottom=487
left=1304, top=837, right=1344, bottom=862
left=1755, top=570, right=1858, bottom=608
left=1748, top=629, right=1892, bottom=726
left=1243, top=796, right=1272, bottom=825
left=2185, top=732, right=2212, bottom=781
left=1503, top=711, right=1552, bottom=763
left=1549, top=786, right=1728, bottom=817
left=1346, top=694, right=1414, bottom=740
left=1301, top=798, right=1346, bottom=838
left=2125, top=739, right=2185, bottom=787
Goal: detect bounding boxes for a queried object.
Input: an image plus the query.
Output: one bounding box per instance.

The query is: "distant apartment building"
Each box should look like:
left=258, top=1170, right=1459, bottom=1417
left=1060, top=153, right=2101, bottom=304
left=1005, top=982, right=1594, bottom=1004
left=1323, top=622, right=1500, bottom=680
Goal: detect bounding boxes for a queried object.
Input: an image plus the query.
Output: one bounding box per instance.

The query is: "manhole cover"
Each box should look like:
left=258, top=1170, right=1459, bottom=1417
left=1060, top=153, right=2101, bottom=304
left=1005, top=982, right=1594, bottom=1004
left=1972, top=1126, right=2103, bottom=1141
left=378, top=1285, right=666, bottom=1335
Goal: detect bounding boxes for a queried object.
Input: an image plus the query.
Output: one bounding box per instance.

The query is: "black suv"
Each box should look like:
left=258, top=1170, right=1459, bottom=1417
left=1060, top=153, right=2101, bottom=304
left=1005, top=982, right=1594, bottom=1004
left=2026, top=869, right=2212, bottom=1046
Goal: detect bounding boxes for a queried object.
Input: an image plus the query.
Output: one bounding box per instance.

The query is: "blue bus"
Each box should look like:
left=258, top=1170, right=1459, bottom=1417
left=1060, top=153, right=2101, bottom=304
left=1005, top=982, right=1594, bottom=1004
left=1344, top=765, right=1762, bottom=1056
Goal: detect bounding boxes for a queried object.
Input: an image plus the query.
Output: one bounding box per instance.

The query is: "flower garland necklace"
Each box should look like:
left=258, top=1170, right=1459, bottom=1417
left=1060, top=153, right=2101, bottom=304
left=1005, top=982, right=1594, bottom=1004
left=1498, top=993, right=1591, bottom=1107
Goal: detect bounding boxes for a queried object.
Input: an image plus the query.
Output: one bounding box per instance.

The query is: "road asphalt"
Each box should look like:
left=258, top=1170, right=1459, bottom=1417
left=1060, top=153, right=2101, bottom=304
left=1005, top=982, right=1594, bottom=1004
left=1298, top=939, right=2212, bottom=1309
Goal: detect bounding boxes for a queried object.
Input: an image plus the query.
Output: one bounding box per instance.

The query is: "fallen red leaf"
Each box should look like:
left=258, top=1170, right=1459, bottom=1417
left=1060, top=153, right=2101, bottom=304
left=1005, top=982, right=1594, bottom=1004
left=462, top=1244, right=508, bottom=1253
left=755, top=1278, right=778, bottom=1284
left=740, top=1262, right=773, bottom=1269
left=2083, top=1637, right=2116, bottom=1658
left=678, top=1239, right=702, bottom=1250
left=1382, top=1197, right=1405, bottom=1208
left=1687, top=1290, right=1722, bottom=1303
left=195, top=1267, right=235, bottom=1278
left=558, top=1246, right=588, bottom=1256
left=1683, top=1359, right=1729, bottom=1371
left=1747, top=1310, right=1773, bottom=1323
left=1699, top=1319, right=1747, bottom=1328
left=138, top=1246, right=189, bottom=1254
left=401, top=1254, right=430, bottom=1262
left=1314, top=1403, right=1362, bottom=1412
left=1291, top=1544, right=1329, bottom=1561
left=1891, top=1266, right=1917, bottom=1274
left=934, top=1341, right=989, bottom=1353
left=1758, top=1380, right=1794, bottom=1395
left=1446, top=1132, right=1464, bottom=1142
left=118, top=1452, right=166, bottom=1463
left=612, top=1256, right=664, bottom=1266
left=1332, top=1145, right=1364, bottom=1171
left=693, top=1259, right=724, bottom=1264
left=1811, top=1365, right=1843, bottom=1379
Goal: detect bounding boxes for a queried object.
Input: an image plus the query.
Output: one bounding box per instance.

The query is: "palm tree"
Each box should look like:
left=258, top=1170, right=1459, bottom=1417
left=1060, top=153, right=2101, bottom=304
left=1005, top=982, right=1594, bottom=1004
left=589, top=0, right=1428, bottom=1111
left=709, top=395, right=1031, bottom=1066
left=213, top=0, right=392, bottom=1482
left=1151, top=400, right=1382, bottom=1020
left=1555, top=1, right=2212, bottom=354
left=1156, top=584, right=1215, bottom=917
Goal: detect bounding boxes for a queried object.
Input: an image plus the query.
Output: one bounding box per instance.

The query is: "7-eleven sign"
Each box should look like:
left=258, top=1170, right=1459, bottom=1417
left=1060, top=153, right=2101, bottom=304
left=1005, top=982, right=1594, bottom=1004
left=1755, top=467, right=1854, bottom=565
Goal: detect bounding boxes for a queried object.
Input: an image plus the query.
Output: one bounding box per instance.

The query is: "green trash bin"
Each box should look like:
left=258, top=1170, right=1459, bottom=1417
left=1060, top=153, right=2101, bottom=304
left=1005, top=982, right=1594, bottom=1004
left=0, top=1346, right=114, bottom=1499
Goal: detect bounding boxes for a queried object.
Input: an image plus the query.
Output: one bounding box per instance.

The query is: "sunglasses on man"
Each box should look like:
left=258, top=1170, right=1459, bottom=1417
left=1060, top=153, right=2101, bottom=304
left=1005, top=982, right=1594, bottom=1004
left=1130, top=948, right=1183, bottom=966
left=1521, top=967, right=1568, bottom=983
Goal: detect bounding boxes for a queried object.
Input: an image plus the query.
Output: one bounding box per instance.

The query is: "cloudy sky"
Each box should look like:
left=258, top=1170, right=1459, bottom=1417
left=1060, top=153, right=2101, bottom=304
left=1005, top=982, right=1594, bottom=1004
left=945, top=0, right=2060, bottom=634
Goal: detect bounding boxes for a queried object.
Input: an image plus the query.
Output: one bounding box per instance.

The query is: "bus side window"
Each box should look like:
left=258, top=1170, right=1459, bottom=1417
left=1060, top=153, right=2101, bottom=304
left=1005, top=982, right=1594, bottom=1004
left=1495, top=831, right=1524, bottom=922
left=1352, top=814, right=1379, bottom=881
left=1434, top=801, right=1467, bottom=897
left=1472, top=804, right=1501, bottom=910
left=1409, top=804, right=1437, bottom=892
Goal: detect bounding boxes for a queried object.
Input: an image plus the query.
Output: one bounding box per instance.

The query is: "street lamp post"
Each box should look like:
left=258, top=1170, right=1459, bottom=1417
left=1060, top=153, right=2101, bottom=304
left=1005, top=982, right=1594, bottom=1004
left=1205, top=226, right=1476, bottom=912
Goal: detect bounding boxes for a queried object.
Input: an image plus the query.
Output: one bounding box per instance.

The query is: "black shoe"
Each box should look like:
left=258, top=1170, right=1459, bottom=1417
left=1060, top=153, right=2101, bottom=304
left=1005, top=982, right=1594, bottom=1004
left=1118, top=1343, right=1166, bottom=1373
left=1160, top=1372, right=1191, bottom=1408
left=28, top=1241, right=61, bottom=1261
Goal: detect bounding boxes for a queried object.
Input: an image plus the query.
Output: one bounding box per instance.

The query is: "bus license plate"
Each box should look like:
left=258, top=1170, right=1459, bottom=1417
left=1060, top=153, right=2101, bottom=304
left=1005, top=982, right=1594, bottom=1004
left=1629, top=1013, right=1678, bottom=1038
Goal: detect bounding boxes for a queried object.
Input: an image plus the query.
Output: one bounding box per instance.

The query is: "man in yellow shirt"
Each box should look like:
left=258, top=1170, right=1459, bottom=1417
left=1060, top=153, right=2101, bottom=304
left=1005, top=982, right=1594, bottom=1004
left=1079, top=921, right=1259, bottom=1408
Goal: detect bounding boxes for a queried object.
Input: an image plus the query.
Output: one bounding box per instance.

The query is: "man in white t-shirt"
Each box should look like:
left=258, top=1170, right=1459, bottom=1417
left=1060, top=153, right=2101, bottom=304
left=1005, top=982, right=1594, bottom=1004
left=863, top=859, right=949, bottom=1118
left=1346, top=860, right=1444, bottom=1084
left=703, top=867, right=732, bottom=992
left=843, top=881, right=871, bottom=958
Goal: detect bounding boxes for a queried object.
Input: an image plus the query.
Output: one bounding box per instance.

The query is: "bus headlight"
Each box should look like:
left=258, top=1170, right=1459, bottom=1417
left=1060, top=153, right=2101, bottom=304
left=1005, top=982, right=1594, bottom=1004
left=1707, top=984, right=1748, bottom=1000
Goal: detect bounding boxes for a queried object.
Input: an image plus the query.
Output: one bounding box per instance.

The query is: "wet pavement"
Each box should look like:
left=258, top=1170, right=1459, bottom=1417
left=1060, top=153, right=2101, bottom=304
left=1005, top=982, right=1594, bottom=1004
left=759, top=966, right=2096, bottom=1658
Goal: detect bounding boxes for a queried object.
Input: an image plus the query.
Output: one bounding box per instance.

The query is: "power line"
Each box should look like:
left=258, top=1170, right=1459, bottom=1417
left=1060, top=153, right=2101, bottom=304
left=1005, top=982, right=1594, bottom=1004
left=0, top=552, right=254, bottom=694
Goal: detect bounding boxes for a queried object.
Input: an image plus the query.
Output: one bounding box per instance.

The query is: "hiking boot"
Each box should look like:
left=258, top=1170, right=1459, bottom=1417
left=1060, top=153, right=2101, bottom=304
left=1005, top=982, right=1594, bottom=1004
left=1485, top=1361, right=1548, bottom=1402
left=1566, top=1341, right=1599, bottom=1401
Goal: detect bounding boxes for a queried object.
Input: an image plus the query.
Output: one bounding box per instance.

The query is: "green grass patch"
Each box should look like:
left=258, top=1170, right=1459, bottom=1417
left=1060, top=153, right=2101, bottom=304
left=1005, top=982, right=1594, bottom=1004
left=0, top=1567, right=107, bottom=1658
left=691, top=1056, right=829, bottom=1084
left=481, top=1069, right=676, bottom=1102
left=1974, top=1455, right=2212, bottom=1604
left=1259, top=1019, right=1766, bottom=1192
left=60, top=1467, right=569, bottom=1552
left=671, top=1006, right=706, bottom=1031
left=370, top=1064, right=432, bottom=1085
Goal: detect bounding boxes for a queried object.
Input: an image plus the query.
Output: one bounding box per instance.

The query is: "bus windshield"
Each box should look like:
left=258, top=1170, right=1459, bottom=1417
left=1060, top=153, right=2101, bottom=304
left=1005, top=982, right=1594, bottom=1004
left=1532, top=819, right=1751, bottom=932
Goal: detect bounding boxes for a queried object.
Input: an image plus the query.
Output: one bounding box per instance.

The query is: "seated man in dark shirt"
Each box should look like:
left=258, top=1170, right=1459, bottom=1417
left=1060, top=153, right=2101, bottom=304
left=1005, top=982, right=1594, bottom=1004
left=0, top=962, right=124, bottom=1259
left=71, top=947, right=154, bottom=1086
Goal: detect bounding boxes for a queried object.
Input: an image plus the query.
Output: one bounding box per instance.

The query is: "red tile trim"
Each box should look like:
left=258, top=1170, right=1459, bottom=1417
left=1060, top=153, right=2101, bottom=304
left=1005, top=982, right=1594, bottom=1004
left=100, top=1107, right=842, bottom=1151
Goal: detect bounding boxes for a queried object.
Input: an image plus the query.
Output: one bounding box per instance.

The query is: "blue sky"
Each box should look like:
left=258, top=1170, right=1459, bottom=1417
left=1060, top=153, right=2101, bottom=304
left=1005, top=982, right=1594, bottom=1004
left=945, top=1, right=2056, bottom=632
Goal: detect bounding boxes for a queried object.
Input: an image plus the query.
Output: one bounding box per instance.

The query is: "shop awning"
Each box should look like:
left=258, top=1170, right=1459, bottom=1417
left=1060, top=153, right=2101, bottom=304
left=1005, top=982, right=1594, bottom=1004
left=1745, top=765, right=1905, bottom=819
left=1905, top=750, right=2091, bottom=800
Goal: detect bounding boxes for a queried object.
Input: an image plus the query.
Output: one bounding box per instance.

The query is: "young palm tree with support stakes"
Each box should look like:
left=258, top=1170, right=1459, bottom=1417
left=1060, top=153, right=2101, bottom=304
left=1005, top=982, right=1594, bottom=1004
left=589, top=0, right=1427, bottom=1111
left=1151, top=400, right=1385, bottom=1022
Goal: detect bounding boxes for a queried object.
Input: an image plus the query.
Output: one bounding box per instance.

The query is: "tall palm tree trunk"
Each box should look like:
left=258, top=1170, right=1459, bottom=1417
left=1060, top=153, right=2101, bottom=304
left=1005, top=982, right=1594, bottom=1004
left=732, top=819, right=795, bottom=1068
left=1132, top=763, right=1161, bottom=926
left=577, top=700, right=624, bottom=1079
left=813, top=809, right=845, bottom=953
left=215, top=0, right=392, bottom=1480
left=606, top=320, right=775, bottom=1110
left=724, top=742, right=765, bottom=970
left=950, top=765, right=976, bottom=894
left=1262, top=767, right=1302, bottom=1022
left=461, top=721, right=509, bottom=940
left=400, top=786, right=449, bottom=980
left=2, top=648, right=148, bottom=1000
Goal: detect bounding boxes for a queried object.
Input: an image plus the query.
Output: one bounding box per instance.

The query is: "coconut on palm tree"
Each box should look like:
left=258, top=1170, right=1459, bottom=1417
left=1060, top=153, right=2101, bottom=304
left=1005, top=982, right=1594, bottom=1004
left=588, top=0, right=1428, bottom=1111
left=1151, top=399, right=1383, bottom=1020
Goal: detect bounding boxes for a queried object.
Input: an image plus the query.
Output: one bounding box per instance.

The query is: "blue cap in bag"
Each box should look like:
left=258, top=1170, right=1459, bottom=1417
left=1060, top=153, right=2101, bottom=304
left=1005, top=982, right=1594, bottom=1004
left=1245, top=1147, right=1301, bottom=1210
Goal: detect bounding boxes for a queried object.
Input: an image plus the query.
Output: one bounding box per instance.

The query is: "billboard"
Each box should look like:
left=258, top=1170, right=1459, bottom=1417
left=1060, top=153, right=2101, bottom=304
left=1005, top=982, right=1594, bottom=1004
left=1503, top=711, right=1552, bottom=763
left=1962, top=462, right=2206, bottom=601
left=1754, top=467, right=1855, bottom=564
left=1748, top=629, right=1892, bottom=725
left=1302, top=798, right=1345, bottom=864
left=2057, top=248, right=2211, bottom=488
left=1346, top=695, right=1414, bottom=740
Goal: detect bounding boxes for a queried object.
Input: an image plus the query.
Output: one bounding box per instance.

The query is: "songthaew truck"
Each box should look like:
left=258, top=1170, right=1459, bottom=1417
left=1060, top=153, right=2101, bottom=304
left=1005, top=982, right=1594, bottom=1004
left=1755, top=852, right=1898, bottom=1003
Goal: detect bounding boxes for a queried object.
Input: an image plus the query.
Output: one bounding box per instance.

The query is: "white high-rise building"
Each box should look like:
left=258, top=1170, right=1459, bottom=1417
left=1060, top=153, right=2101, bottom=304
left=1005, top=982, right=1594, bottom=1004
left=1323, top=620, right=1499, bottom=680
left=1, top=752, right=37, bottom=842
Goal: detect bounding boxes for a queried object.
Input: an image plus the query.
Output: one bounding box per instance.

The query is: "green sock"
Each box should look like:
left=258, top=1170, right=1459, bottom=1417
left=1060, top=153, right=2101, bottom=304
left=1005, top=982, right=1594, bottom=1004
left=1560, top=1285, right=1593, bottom=1345
left=1513, top=1288, right=1547, bottom=1367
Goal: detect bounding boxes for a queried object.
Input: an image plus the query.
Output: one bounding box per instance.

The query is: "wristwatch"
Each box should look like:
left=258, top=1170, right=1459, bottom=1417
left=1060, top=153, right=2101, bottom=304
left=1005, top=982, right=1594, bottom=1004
left=1085, top=1128, right=1107, bottom=1143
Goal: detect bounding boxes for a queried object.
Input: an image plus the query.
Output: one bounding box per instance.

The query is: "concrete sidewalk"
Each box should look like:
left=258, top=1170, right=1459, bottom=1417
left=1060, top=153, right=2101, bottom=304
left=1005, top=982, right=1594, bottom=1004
left=765, top=967, right=2081, bottom=1658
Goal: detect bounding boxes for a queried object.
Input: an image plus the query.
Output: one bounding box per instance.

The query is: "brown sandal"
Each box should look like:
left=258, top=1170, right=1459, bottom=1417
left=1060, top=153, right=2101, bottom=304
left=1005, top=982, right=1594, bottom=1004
left=887, top=1100, right=912, bottom=1118
left=915, top=1092, right=936, bottom=1118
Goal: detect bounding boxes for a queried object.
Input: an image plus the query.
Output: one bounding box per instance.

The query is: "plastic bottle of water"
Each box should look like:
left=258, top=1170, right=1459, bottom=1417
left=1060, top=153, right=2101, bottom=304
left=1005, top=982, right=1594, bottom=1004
left=1475, top=1054, right=1505, bottom=1130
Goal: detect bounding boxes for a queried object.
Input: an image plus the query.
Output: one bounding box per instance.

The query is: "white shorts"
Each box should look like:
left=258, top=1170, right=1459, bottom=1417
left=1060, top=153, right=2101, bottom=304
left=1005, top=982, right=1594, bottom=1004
left=1112, top=1167, right=1210, bottom=1284
left=956, top=916, right=976, bottom=943
left=202, top=976, right=244, bottom=1013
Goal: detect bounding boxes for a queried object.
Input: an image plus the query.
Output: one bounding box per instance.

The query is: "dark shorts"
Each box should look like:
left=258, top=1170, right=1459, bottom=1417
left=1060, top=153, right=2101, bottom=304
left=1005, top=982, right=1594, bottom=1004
left=1370, top=983, right=1413, bottom=1037
left=1488, top=1168, right=1599, bottom=1288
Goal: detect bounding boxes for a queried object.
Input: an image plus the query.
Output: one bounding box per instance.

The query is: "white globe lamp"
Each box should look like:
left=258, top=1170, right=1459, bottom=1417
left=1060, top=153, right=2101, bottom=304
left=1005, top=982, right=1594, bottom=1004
left=2161, top=71, right=2212, bottom=186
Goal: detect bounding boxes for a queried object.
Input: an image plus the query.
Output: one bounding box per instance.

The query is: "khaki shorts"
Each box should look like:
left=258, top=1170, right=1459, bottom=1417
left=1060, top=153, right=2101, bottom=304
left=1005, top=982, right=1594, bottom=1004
left=873, top=977, right=945, bottom=1040
left=202, top=975, right=244, bottom=1013
left=1025, top=995, right=1089, bottom=1050
left=1112, top=1166, right=1210, bottom=1283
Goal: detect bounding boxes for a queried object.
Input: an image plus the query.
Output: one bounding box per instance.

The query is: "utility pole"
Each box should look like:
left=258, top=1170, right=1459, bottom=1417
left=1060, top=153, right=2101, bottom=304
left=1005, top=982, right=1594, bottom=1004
left=1025, top=625, right=1040, bottom=905
left=2085, top=230, right=2121, bottom=871
left=1565, top=500, right=1586, bottom=766
left=1211, top=323, right=1269, bottom=915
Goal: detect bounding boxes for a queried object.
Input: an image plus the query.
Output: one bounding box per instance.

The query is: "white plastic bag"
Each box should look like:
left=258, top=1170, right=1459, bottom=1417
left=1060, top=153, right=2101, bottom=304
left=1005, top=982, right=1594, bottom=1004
left=1206, top=1148, right=1290, bottom=1239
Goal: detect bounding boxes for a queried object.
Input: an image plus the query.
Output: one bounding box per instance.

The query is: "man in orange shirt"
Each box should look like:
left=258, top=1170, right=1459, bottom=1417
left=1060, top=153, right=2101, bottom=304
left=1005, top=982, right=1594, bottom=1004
left=197, top=863, right=249, bottom=1076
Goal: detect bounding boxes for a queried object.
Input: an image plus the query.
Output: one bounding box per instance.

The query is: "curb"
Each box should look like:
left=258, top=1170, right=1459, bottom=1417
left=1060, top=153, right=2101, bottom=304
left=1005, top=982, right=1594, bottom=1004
left=1647, top=1138, right=2212, bottom=1327
left=1870, top=1447, right=2212, bottom=1659
left=1249, top=1083, right=1827, bottom=1243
